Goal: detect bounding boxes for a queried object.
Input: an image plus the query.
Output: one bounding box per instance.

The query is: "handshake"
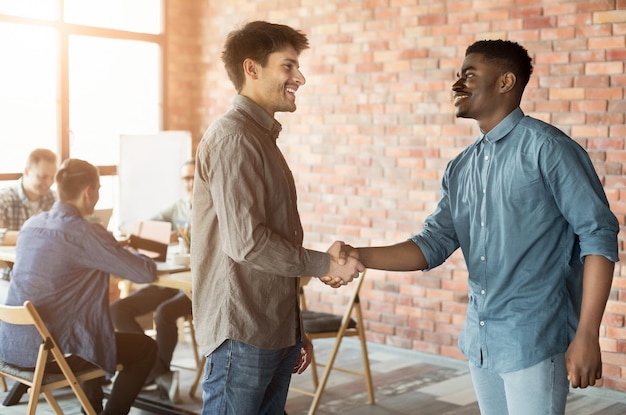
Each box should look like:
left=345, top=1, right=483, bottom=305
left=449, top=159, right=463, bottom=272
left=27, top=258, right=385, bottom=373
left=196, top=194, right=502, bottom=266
left=320, top=241, right=363, bottom=288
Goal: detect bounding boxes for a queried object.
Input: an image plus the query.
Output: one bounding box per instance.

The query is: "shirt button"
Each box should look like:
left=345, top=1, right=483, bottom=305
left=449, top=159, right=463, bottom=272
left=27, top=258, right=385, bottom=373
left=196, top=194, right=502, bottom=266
left=480, top=321, right=485, bottom=326
left=482, top=188, right=486, bottom=194
left=481, top=221, right=485, bottom=227
left=484, top=155, right=489, bottom=161
left=480, top=256, right=485, bottom=261
left=481, top=289, right=486, bottom=295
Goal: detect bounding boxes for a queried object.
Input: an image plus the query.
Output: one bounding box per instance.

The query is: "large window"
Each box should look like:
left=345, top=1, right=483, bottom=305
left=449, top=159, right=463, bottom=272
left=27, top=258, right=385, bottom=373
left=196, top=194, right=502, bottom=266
left=0, top=1, right=163, bottom=211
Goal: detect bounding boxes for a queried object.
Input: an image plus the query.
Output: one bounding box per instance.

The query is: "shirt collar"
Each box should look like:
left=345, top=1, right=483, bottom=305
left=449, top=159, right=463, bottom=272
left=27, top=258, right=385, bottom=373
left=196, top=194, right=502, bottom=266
left=53, top=201, right=82, bottom=218
left=232, top=95, right=283, bottom=141
left=482, top=107, right=525, bottom=144
left=16, top=177, right=29, bottom=206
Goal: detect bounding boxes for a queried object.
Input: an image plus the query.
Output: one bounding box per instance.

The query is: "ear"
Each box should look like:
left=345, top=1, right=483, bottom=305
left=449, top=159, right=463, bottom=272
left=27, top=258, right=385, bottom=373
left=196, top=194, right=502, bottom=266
left=500, top=72, right=517, bottom=93
left=81, top=186, right=92, bottom=204
left=243, top=58, right=259, bottom=80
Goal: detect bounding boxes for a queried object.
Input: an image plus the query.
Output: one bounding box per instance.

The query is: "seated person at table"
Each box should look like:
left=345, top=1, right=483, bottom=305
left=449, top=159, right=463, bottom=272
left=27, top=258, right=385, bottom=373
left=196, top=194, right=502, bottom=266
left=110, top=159, right=195, bottom=404
left=0, top=158, right=158, bottom=415
left=0, top=148, right=57, bottom=280
left=150, top=159, right=194, bottom=242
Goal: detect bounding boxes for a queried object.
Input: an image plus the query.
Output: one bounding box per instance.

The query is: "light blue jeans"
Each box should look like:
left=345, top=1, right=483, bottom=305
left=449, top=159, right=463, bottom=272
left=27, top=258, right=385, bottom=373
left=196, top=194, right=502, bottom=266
left=469, top=353, right=569, bottom=415
left=201, top=339, right=302, bottom=415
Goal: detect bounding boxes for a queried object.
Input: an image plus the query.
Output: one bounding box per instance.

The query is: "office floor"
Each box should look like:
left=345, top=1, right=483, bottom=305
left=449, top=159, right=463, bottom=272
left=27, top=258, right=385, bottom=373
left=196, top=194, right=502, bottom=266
left=2, top=337, right=626, bottom=414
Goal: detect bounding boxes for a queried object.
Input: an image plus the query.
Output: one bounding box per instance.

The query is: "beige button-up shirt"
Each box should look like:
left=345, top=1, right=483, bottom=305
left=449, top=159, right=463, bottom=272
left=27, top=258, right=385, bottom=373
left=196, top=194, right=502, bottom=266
left=191, top=95, right=329, bottom=356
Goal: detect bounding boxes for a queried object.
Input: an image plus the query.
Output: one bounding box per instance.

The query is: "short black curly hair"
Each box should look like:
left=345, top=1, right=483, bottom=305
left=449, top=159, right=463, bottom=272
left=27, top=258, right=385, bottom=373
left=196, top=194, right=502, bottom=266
left=466, top=40, right=533, bottom=89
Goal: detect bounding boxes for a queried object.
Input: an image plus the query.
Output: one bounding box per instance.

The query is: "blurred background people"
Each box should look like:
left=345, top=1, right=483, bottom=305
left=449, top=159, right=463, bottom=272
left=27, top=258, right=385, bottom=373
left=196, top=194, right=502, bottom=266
left=0, top=148, right=57, bottom=280
left=110, top=159, right=195, bottom=404
left=150, top=159, right=194, bottom=244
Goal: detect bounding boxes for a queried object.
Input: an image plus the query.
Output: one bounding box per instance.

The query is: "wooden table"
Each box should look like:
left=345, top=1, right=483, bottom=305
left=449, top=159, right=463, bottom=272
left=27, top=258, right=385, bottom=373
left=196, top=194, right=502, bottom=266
left=154, top=269, right=192, bottom=298
left=0, top=245, right=16, bottom=268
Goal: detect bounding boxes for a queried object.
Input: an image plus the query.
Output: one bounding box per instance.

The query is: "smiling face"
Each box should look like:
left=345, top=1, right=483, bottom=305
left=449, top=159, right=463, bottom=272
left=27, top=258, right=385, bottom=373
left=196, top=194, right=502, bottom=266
left=22, top=159, right=57, bottom=201
left=241, top=45, right=306, bottom=116
left=452, top=53, right=515, bottom=133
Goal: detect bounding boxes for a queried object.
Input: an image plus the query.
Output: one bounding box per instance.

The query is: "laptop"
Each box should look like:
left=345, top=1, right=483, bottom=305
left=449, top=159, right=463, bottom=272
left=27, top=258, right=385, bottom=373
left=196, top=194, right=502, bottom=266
left=88, top=208, right=113, bottom=230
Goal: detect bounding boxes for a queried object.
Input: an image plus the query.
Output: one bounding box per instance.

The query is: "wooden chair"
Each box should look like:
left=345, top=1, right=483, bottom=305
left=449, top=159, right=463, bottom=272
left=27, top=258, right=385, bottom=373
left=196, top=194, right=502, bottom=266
left=0, top=301, right=107, bottom=414
left=291, top=270, right=375, bottom=415
left=183, top=313, right=205, bottom=399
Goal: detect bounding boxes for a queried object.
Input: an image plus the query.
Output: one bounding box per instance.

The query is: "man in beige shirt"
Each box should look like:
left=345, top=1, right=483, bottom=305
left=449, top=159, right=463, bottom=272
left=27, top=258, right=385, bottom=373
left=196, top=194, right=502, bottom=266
left=192, top=21, right=363, bottom=414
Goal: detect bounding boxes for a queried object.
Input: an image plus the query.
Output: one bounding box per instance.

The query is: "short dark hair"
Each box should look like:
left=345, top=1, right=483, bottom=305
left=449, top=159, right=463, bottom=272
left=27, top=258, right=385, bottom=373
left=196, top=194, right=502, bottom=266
left=465, top=40, right=533, bottom=89
left=26, top=148, right=57, bottom=167
left=222, top=21, right=309, bottom=92
left=55, top=159, right=99, bottom=201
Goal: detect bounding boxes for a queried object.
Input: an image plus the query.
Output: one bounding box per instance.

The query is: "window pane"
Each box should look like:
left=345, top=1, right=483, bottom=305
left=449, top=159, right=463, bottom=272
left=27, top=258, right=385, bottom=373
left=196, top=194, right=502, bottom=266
left=64, top=0, right=162, bottom=34
left=69, top=36, right=161, bottom=165
left=95, top=174, right=116, bottom=211
left=0, top=23, right=57, bottom=173
left=0, top=0, right=57, bottom=20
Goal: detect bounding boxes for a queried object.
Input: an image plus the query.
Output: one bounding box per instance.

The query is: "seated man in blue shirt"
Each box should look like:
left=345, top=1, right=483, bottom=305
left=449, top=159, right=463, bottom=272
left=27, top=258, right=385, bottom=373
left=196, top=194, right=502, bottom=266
left=333, top=40, right=619, bottom=415
left=110, top=159, right=195, bottom=404
left=0, top=158, right=158, bottom=415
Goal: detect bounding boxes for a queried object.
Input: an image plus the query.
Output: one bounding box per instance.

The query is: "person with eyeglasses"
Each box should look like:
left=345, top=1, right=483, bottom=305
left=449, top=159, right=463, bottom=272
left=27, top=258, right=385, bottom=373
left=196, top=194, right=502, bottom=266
left=109, top=159, right=195, bottom=404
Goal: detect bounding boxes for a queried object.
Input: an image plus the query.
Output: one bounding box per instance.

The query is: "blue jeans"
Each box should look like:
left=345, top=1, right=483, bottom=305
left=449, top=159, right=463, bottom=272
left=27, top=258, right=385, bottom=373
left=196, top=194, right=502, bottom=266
left=469, top=353, right=569, bottom=415
left=201, top=339, right=302, bottom=415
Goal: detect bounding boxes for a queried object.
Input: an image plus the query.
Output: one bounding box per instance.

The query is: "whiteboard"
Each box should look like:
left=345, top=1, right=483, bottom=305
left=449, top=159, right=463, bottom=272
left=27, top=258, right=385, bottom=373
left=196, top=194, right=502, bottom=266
left=116, top=131, right=192, bottom=234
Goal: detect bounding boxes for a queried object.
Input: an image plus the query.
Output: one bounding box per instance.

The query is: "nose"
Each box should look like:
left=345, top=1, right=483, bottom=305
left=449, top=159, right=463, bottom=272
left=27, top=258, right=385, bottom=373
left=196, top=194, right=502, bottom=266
left=43, top=176, right=54, bottom=188
left=295, top=69, right=306, bottom=86
left=452, top=77, right=464, bottom=91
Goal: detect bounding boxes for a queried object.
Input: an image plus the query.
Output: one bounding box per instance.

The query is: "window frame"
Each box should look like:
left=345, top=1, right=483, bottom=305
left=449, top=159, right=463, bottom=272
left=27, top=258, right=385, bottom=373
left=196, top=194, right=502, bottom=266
left=0, top=3, right=167, bottom=181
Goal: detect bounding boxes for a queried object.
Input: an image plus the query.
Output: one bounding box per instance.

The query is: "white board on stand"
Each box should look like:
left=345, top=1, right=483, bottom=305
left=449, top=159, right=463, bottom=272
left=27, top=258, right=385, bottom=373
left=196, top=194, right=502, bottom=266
left=117, top=131, right=192, bottom=234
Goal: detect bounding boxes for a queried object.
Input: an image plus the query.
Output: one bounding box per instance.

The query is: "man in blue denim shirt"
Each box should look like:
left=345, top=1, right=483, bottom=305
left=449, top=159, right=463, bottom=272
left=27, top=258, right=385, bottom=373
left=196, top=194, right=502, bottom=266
left=0, top=158, right=158, bottom=414
left=336, top=40, right=619, bottom=414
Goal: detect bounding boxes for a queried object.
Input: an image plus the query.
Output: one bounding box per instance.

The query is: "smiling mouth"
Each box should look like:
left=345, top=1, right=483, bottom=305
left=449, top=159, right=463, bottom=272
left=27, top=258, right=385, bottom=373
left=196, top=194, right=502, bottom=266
left=453, top=94, right=469, bottom=105
left=286, top=87, right=297, bottom=95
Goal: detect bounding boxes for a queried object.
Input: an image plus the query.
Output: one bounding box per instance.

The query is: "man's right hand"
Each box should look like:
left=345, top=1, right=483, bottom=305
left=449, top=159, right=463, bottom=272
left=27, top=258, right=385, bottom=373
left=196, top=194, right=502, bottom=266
left=322, top=241, right=364, bottom=287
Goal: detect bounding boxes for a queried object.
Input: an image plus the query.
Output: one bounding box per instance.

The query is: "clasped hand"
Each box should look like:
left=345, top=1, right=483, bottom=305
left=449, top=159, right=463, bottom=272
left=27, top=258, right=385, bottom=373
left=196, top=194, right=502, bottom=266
left=320, top=241, right=363, bottom=288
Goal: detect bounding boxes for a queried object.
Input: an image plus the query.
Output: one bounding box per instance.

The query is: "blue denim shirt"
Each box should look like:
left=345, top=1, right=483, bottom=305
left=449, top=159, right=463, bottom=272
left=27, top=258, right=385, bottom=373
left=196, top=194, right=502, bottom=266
left=412, top=108, right=619, bottom=373
left=0, top=202, right=156, bottom=374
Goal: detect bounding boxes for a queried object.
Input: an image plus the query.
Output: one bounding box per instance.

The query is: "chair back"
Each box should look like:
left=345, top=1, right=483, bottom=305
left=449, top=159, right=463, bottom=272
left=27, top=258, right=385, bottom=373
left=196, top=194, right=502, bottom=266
left=0, top=301, right=105, bottom=415
left=0, top=301, right=52, bottom=340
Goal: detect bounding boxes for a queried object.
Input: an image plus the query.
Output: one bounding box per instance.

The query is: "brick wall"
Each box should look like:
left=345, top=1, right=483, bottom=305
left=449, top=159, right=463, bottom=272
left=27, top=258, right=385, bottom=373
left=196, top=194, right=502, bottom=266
left=165, top=0, right=626, bottom=394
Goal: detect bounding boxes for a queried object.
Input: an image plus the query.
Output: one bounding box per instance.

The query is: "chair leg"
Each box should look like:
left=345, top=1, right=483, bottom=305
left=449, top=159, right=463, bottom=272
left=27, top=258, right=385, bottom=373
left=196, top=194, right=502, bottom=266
left=0, top=374, right=6, bottom=392
left=186, top=315, right=201, bottom=367
left=42, top=391, right=63, bottom=414
left=25, top=386, right=40, bottom=415
left=309, top=346, right=319, bottom=388
left=308, top=337, right=345, bottom=415
left=189, top=355, right=206, bottom=399
left=358, top=329, right=375, bottom=404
